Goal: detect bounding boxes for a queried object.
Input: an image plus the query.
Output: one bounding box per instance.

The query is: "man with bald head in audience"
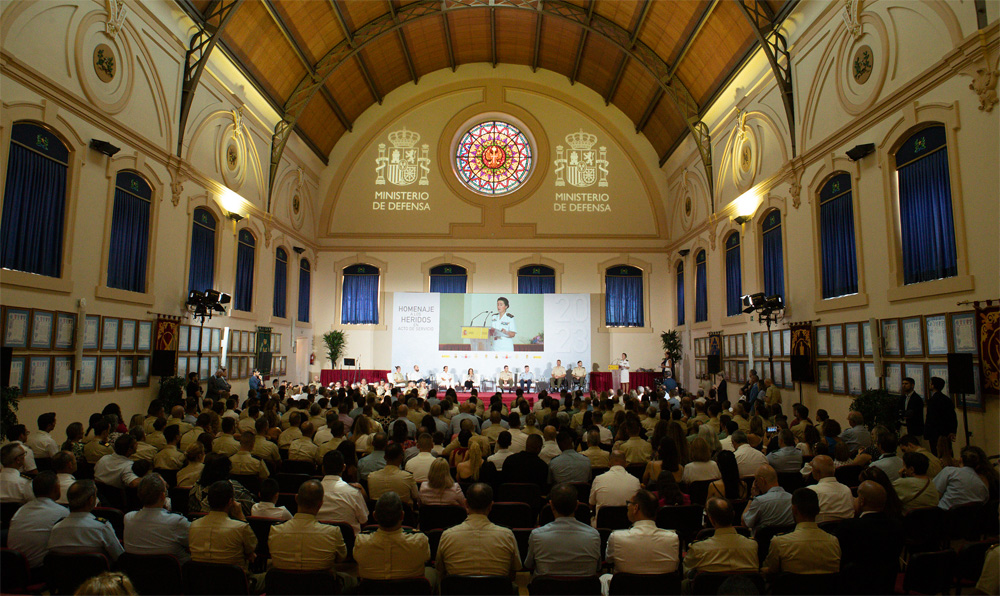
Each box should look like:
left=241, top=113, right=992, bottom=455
left=837, top=480, right=904, bottom=595
left=436, top=483, right=521, bottom=581
left=526, top=483, right=601, bottom=580
left=742, top=464, right=794, bottom=535
left=288, top=421, right=321, bottom=465
left=684, top=497, right=758, bottom=578
left=807, top=455, right=855, bottom=522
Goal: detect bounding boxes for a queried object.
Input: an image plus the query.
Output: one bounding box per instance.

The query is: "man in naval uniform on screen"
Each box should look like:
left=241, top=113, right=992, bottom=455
left=490, top=297, right=517, bottom=352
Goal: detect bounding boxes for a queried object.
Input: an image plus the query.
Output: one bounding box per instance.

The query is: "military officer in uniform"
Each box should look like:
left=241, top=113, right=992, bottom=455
left=572, top=361, right=588, bottom=391
left=392, top=366, right=407, bottom=388
left=550, top=360, right=568, bottom=391
left=490, top=297, right=517, bottom=352
left=498, top=366, right=515, bottom=393
left=519, top=365, right=535, bottom=391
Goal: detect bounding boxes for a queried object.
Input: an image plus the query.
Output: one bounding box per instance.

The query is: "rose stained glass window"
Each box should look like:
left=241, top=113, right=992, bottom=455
left=454, top=121, right=533, bottom=195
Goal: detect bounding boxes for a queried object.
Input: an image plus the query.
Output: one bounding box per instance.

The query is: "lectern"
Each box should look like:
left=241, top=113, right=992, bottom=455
left=461, top=326, right=492, bottom=351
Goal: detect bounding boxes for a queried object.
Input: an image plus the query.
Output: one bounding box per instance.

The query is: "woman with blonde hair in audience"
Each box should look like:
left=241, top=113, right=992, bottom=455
left=127, top=414, right=145, bottom=430
left=747, top=415, right=768, bottom=451
left=74, top=572, right=137, bottom=595
left=682, top=437, right=721, bottom=484
left=524, top=412, right=542, bottom=436
left=707, top=450, right=749, bottom=500
left=456, top=439, right=483, bottom=481
left=176, top=442, right=205, bottom=487
left=643, top=435, right=683, bottom=486
left=352, top=415, right=376, bottom=453
left=696, top=424, right=722, bottom=455
left=419, top=457, right=466, bottom=506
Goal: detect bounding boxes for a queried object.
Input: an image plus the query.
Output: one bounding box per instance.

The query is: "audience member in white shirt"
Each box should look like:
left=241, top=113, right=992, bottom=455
left=601, top=488, right=680, bottom=596
left=25, top=413, right=60, bottom=459
left=539, top=427, right=561, bottom=464
left=250, top=479, right=292, bottom=521
left=0, top=443, right=34, bottom=503
left=732, top=431, right=768, bottom=478
left=590, top=451, right=641, bottom=526
left=404, top=434, right=438, bottom=483
left=52, top=451, right=79, bottom=505
left=807, top=456, right=855, bottom=523
left=488, top=432, right=514, bottom=471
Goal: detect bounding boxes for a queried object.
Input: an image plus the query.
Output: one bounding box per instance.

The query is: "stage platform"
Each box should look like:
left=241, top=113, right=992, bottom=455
left=452, top=391, right=538, bottom=406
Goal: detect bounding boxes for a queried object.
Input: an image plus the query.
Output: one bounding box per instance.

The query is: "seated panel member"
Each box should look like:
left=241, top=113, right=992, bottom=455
left=550, top=360, right=567, bottom=391
left=437, top=366, right=455, bottom=390
left=571, top=361, right=587, bottom=390
left=463, top=368, right=477, bottom=391
left=498, top=366, right=514, bottom=393
left=392, top=366, right=407, bottom=388
left=519, top=366, right=535, bottom=391
left=407, top=365, right=425, bottom=384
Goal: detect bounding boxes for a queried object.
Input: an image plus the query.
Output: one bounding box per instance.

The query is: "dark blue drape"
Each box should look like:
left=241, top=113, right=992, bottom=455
left=605, top=274, right=643, bottom=327
left=898, top=149, right=957, bottom=284
left=342, top=274, right=379, bottom=324
left=298, top=261, right=311, bottom=322
left=725, top=239, right=742, bottom=317
left=518, top=275, right=555, bottom=294
left=273, top=249, right=287, bottom=318
left=676, top=267, right=685, bottom=326
left=430, top=275, right=467, bottom=293
left=107, top=185, right=150, bottom=293
left=0, top=143, right=67, bottom=277
left=820, top=192, right=858, bottom=298
left=695, top=253, right=708, bottom=322
left=188, top=210, right=215, bottom=294
left=234, top=232, right=255, bottom=312
left=762, top=224, right=784, bottom=300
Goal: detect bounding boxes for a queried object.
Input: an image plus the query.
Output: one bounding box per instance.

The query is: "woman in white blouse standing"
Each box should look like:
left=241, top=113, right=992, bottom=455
left=618, top=353, right=630, bottom=394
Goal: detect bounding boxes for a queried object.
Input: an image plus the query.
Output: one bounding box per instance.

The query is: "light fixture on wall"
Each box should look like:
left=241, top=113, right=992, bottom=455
left=846, top=143, right=875, bottom=161
left=678, top=249, right=690, bottom=257
left=89, top=139, right=121, bottom=157
left=733, top=215, right=752, bottom=225
left=226, top=211, right=244, bottom=223
left=292, top=246, right=305, bottom=255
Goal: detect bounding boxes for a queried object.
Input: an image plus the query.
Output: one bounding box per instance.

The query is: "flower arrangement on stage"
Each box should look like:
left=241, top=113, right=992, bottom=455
left=530, top=332, right=544, bottom=345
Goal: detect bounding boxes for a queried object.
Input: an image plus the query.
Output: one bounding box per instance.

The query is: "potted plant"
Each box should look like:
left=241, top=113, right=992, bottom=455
left=157, top=376, right=186, bottom=411
left=660, top=329, right=683, bottom=368
left=849, top=389, right=901, bottom=432
left=1, top=385, right=20, bottom=440
left=323, top=331, right=347, bottom=368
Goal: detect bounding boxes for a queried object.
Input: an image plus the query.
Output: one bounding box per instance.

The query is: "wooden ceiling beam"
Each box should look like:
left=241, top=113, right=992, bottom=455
left=261, top=0, right=352, bottom=132
left=531, top=10, right=542, bottom=72
left=330, top=0, right=383, bottom=104
left=636, top=89, right=664, bottom=133
left=604, top=0, right=652, bottom=106
left=387, top=0, right=419, bottom=84
left=666, top=0, right=719, bottom=82
left=569, top=0, right=595, bottom=85
left=442, top=11, right=456, bottom=72
left=737, top=0, right=795, bottom=156
left=491, top=7, right=497, bottom=68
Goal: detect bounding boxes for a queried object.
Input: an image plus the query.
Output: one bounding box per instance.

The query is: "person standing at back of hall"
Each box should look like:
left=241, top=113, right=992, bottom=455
left=490, top=297, right=516, bottom=352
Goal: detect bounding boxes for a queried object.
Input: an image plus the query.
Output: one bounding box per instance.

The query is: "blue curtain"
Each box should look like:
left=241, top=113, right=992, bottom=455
left=725, top=240, right=742, bottom=317
left=298, top=262, right=311, bottom=322
left=343, top=274, right=379, bottom=324
left=273, top=250, right=287, bottom=318
left=188, top=212, right=215, bottom=294
left=430, top=275, right=467, bottom=293
left=695, top=255, right=708, bottom=322
left=820, top=193, right=858, bottom=298
left=605, top=274, right=643, bottom=327
left=898, top=149, right=957, bottom=284
left=518, top=275, right=555, bottom=294
left=762, top=225, right=784, bottom=300
left=0, top=143, right=67, bottom=277
left=676, top=267, right=685, bottom=326
left=106, top=186, right=150, bottom=293
left=234, top=234, right=254, bottom=312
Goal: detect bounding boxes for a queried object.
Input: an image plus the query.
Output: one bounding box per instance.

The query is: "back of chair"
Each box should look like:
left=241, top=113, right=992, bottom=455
left=265, top=568, right=340, bottom=595
left=230, top=474, right=260, bottom=494
left=95, top=482, right=128, bottom=512
left=539, top=503, right=590, bottom=526
left=419, top=504, right=467, bottom=532
left=591, top=467, right=609, bottom=478
left=489, top=502, right=535, bottom=529
left=0, top=502, right=22, bottom=529
left=75, top=460, right=95, bottom=480
left=529, top=575, right=601, bottom=595
left=570, top=482, right=591, bottom=504
left=442, top=575, right=514, bottom=595
left=955, top=540, right=997, bottom=585
left=691, top=571, right=765, bottom=596
left=276, top=492, right=298, bottom=514
left=92, top=507, right=125, bottom=542
left=281, top=460, right=317, bottom=476
left=654, top=505, right=705, bottom=546
left=153, top=468, right=178, bottom=488
left=753, top=524, right=796, bottom=564
left=247, top=517, right=277, bottom=572
left=834, top=465, right=863, bottom=488
left=902, top=549, right=957, bottom=595
left=43, top=551, right=110, bottom=595
left=183, top=561, right=250, bottom=595
left=595, top=506, right=630, bottom=531
left=902, top=506, right=946, bottom=553
left=497, top=483, right=543, bottom=511
left=608, top=572, right=681, bottom=595
left=946, top=501, right=987, bottom=542
left=358, top=577, right=433, bottom=595
left=776, top=472, right=804, bottom=493
left=685, top=480, right=713, bottom=506
left=1, top=548, right=35, bottom=594
left=276, top=472, right=311, bottom=493
left=624, top=465, right=645, bottom=481
left=33, top=458, right=52, bottom=472
left=116, top=552, right=184, bottom=595
left=770, top=572, right=841, bottom=595
left=168, top=486, right=190, bottom=516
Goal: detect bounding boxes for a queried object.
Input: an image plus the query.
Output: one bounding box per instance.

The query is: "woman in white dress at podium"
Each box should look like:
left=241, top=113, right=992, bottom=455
left=619, top=352, right=630, bottom=394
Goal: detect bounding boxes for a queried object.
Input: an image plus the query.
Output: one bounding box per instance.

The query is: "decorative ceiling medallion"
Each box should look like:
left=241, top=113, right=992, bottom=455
left=292, top=194, right=300, bottom=214
left=226, top=144, right=238, bottom=170
left=454, top=120, right=533, bottom=196
left=852, top=45, right=873, bottom=84
left=685, top=197, right=692, bottom=215
left=104, top=0, right=127, bottom=40
left=93, top=44, right=116, bottom=82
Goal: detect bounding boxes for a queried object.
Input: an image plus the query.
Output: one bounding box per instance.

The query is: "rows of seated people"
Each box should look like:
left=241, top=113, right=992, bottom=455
left=1, top=382, right=998, bottom=595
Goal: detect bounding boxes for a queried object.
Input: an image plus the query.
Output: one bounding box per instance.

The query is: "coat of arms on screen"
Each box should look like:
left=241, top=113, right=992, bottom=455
left=375, top=128, right=430, bottom=186
left=554, top=130, right=609, bottom=188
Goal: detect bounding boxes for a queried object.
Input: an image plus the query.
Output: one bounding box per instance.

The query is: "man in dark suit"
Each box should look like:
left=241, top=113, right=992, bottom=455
left=923, top=376, right=957, bottom=456
left=837, top=480, right=903, bottom=595
left=899, top=377, right=924, bottom=437
left=717, top=373, right=729, bottom=404
left=502, top=434, right=548, bottom=490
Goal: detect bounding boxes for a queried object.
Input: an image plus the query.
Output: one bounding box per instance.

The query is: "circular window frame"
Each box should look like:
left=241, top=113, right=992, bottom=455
left=452, top=119, right=536, bottom=197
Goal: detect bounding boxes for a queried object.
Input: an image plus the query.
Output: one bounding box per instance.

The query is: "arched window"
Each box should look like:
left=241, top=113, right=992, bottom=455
left=819, top=172, right=858, bottom=298
left=895, top=125, right=957, bottom=284
left=605, top=265, right=643, bottom=327
left=725, top=232, right=742, bottom=317
left=188, top=208, right=216, bottom=294
left=518, top=264, right=556, bottom=294
left=429, top=264, right=467, bottom=293
left=342, top=264, right=379, bottom=324
left=273, top=248, right=288, bottom=318
left=1, top=122, right=69, bottom=277
left=106, top=171, right=152, bottom=293
left=761, top=210, right=784, bottom=300
left=234, top=229, right=255, bottom=312
left=298, top=258, right=311, bottom=322
left=695, top=250, right=708, bottom=323
left=676, top=261, right=685, bottom=326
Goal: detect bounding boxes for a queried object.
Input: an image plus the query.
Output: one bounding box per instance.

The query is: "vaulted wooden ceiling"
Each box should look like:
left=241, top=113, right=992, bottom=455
left=179, top=0, right=791, bottom=168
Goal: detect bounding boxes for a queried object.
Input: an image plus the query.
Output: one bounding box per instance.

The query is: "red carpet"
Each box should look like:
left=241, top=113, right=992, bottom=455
left=454, top=391, right=538, bottom=406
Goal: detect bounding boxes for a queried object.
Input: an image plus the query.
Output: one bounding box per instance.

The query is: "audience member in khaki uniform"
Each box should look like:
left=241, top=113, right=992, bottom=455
left=252, top=417, right=281, bottom=463
left=684, top=498, right=758, bottom=576
left=277, top=413, right=303, bottom=448
left=83, top=420, right=113, bottom=464
left=166, top=406, right=193, bottom=436
left=230, top=432, right=269, bottom=480
left=212, top=418, right=241, bottom=457
left=152, top=426, right=186, bottom=470
left=145, top=419, right=167, bottom=451
left=354, top=491, right=436, bottom=587
left=367, top=443, right=419, bottom=505
left=436, top=483, right=520, bottom=581
left=128, top=428, right=158, bottom=463
left=180, top=414, right=212, bottom=452
left=176, top=444, right=205, bottom=488
left=580, top=430, right=611, bottom=468
left=619, top=421, right=652, bottom=464
left=763, top=488, right=841, bottom=575
left=288, top=422, right=321, bottom=466
left=188, top=480, right=257, bottom=572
